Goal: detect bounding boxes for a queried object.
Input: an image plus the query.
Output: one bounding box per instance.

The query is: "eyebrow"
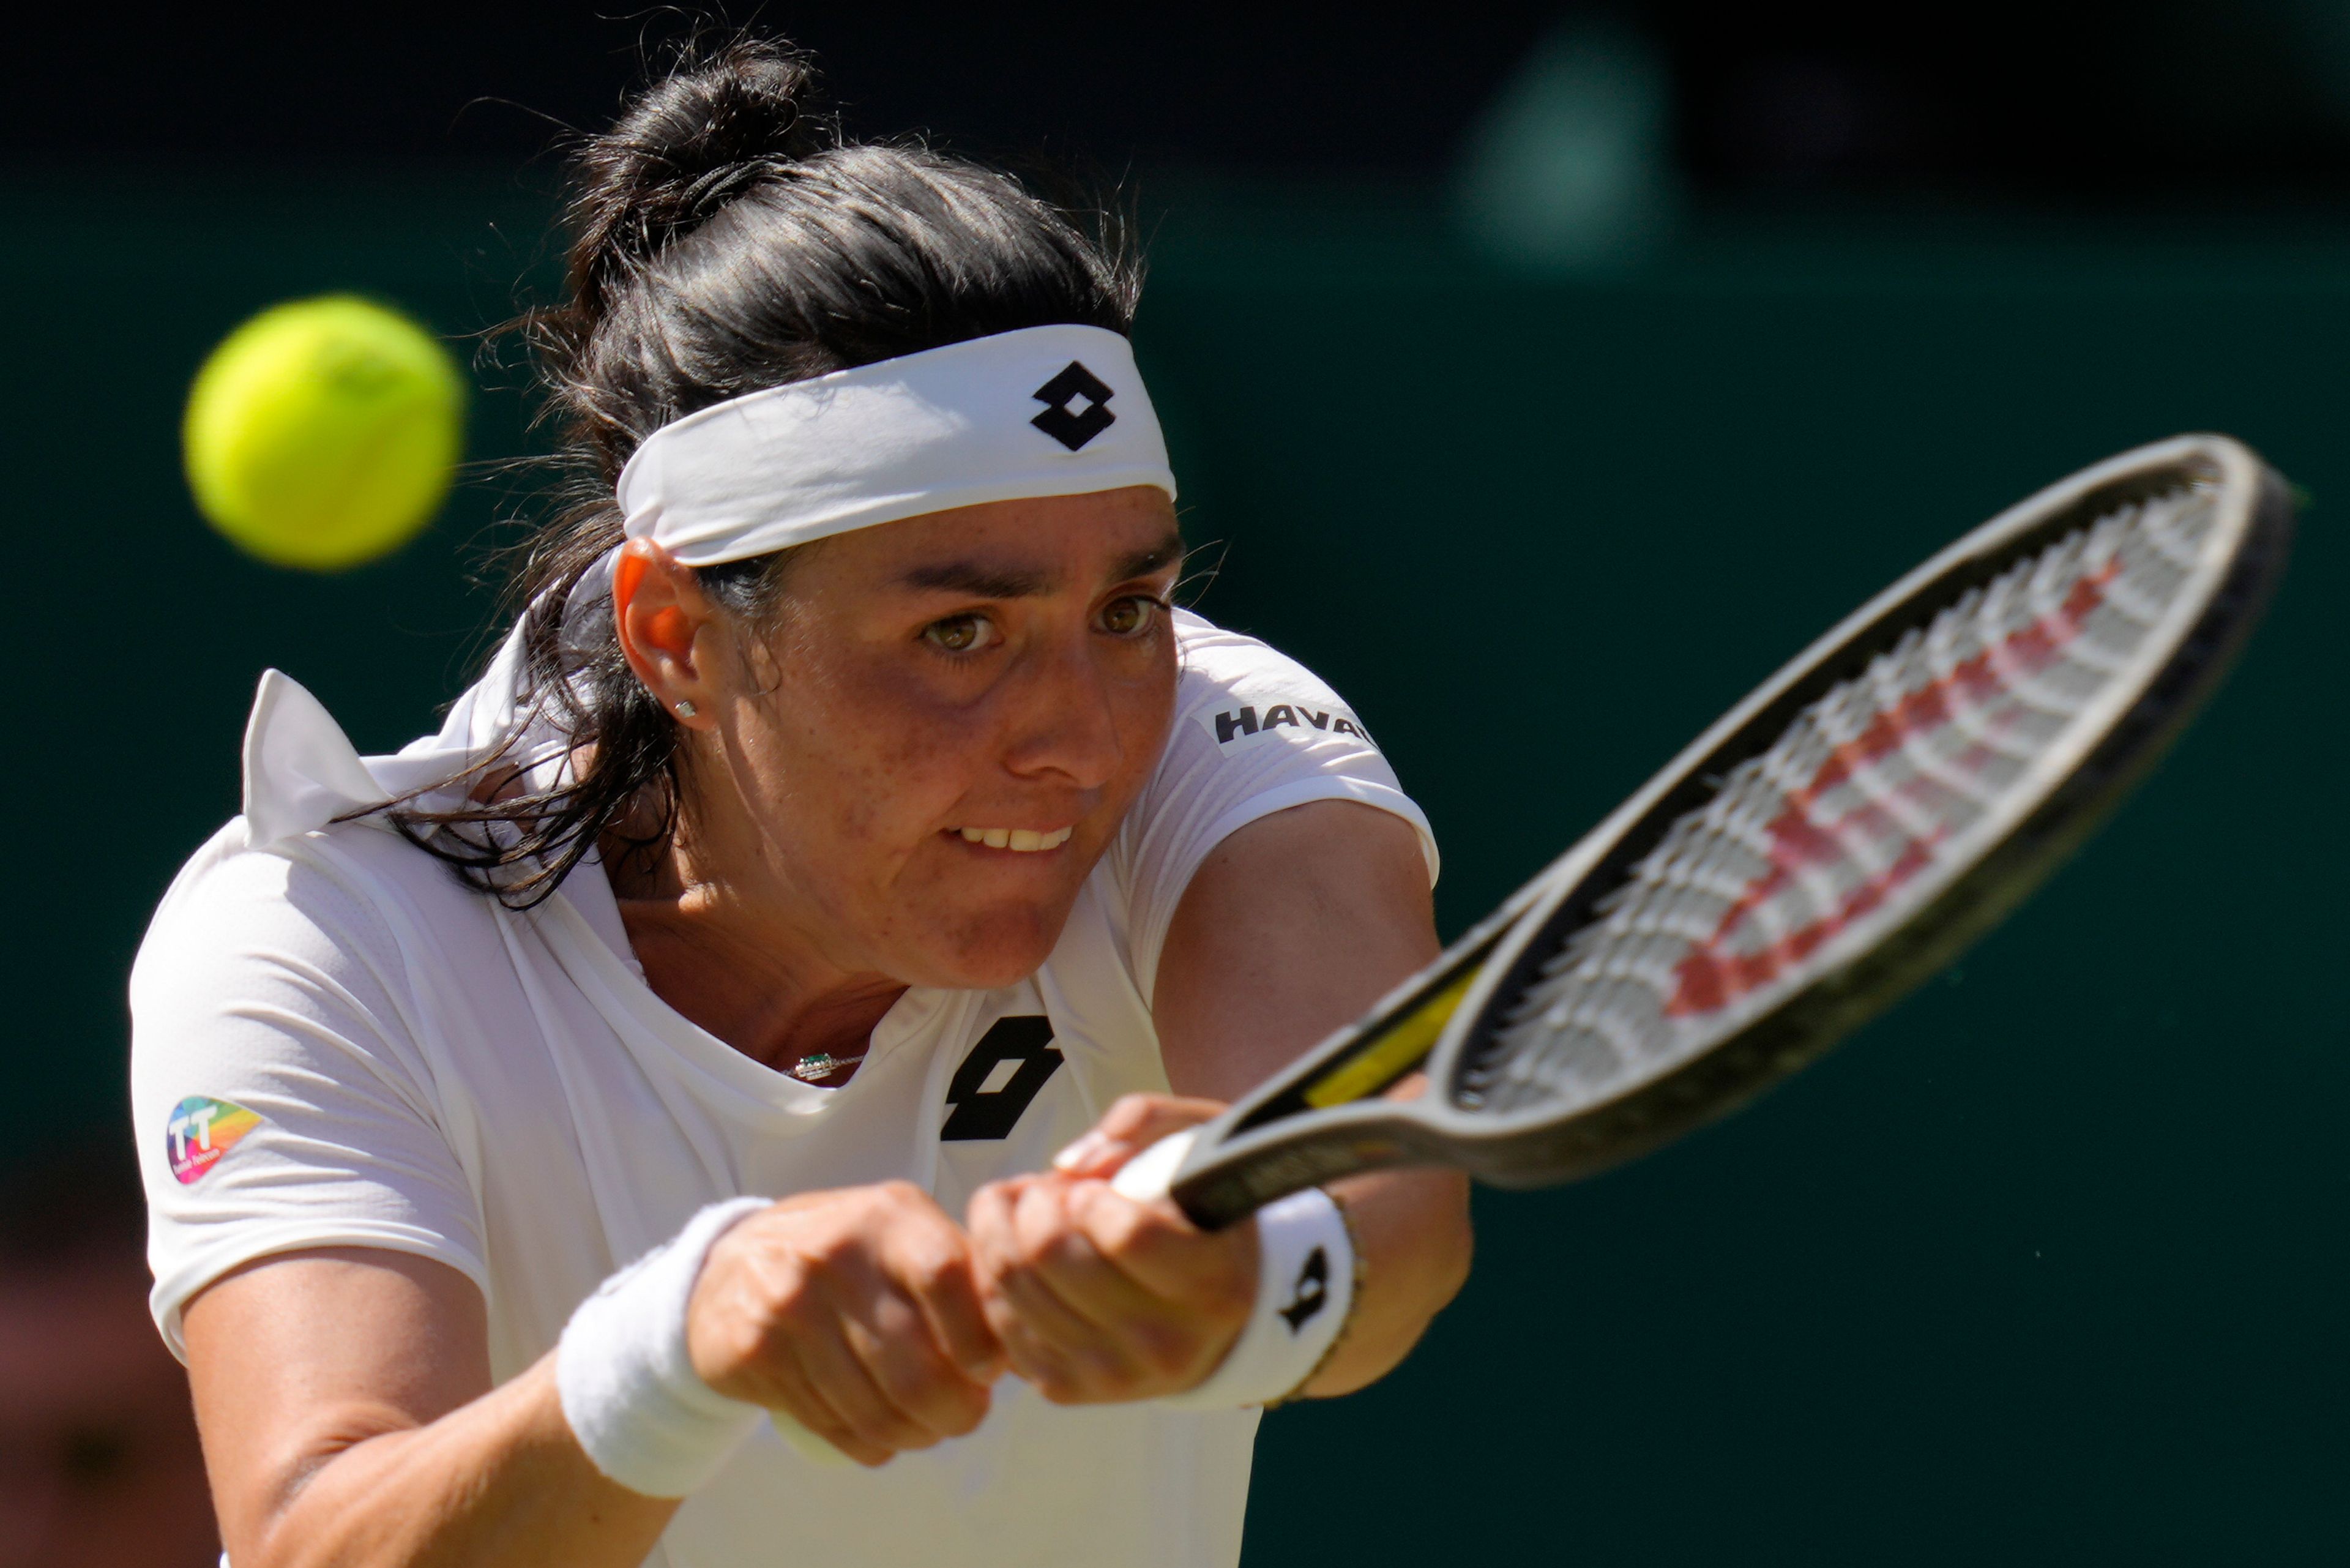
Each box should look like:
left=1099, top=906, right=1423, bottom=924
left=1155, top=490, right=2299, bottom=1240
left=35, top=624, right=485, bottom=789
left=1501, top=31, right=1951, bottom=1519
left=896, top=529, right=1186, bottom=599
left=1111, top=531, right=1188, bottom=583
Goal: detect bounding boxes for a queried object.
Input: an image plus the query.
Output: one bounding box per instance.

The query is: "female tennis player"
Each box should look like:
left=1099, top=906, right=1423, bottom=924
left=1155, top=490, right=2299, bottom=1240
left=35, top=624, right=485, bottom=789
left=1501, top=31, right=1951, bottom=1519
left=131, top=36, right=1469, bottom=1568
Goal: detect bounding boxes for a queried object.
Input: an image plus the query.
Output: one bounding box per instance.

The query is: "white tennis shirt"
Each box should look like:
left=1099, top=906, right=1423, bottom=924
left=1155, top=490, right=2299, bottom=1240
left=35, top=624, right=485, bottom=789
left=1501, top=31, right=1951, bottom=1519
left=132, top=610, right=1434, bottom=1568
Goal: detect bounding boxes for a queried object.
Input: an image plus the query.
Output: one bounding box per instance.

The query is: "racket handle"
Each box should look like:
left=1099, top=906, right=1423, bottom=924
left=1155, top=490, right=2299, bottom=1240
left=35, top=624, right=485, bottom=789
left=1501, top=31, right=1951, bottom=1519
left=1110, top=1129, right=1201, bottom=1204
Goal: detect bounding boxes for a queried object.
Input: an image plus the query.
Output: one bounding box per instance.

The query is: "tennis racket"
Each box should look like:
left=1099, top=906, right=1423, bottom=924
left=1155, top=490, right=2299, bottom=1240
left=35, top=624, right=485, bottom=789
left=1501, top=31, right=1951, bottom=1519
left=1116, top=433, right=2293, bottom=1230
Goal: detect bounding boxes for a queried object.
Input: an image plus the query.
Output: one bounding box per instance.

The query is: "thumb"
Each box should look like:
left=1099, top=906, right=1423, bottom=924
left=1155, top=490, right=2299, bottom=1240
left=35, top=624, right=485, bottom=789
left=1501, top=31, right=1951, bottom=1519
left=1050, top=1092, right=1225, bottom=1181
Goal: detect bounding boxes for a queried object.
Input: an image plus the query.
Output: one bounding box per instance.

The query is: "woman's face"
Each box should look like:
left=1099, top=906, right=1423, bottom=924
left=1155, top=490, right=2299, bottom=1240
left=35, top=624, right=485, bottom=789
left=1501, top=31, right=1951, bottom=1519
left=671, top=485, right=1184, bottom=989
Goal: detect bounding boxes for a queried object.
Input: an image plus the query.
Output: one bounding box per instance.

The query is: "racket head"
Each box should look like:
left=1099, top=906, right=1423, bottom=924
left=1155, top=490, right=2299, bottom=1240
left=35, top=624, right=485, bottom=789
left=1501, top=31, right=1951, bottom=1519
left=1413, top=432, right=2292, bottom=1185
left=1163, top=434, right=2291, bottom=1226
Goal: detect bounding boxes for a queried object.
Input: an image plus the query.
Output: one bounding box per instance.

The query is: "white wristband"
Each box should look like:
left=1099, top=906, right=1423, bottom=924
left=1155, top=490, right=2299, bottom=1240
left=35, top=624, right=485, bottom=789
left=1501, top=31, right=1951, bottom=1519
left=558, top=1197, right=769, bottom=1498
left=1154, top=1184, right=1356, bottom=1410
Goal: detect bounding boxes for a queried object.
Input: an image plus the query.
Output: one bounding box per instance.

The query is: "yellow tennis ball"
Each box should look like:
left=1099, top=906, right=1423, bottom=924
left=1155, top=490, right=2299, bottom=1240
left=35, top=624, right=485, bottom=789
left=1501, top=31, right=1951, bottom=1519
left=183, top=296, right=466, bottom=571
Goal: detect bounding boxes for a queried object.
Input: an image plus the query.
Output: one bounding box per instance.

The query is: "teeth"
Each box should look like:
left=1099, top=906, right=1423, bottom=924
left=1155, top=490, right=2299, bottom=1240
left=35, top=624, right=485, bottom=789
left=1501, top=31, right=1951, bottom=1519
left=952, top=826, right=1075, bottom=851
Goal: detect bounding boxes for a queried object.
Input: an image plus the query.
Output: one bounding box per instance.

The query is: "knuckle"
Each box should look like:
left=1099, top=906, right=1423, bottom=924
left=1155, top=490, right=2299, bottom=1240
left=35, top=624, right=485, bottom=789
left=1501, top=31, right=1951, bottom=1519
left=1012, top=1228, right=1058, bottom=1272
left=768, top=1283, right=829, bottom=1337
left=802, top=1232, right=859, bottom=1274
left=876, top=1179, right=929, bottom=1211
left=901, top=1246, right=965, bottom=1298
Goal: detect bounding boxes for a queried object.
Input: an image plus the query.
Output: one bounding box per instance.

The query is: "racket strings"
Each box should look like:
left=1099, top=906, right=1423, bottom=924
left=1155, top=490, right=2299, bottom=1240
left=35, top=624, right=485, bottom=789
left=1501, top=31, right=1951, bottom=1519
left=1460, top=485, right=2216, bottom=1114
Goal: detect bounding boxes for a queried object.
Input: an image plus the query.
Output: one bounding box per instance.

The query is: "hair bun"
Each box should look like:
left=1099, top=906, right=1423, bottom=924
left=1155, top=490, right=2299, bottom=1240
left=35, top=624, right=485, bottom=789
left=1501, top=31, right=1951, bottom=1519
left=567, top=37, right=827, bottom=313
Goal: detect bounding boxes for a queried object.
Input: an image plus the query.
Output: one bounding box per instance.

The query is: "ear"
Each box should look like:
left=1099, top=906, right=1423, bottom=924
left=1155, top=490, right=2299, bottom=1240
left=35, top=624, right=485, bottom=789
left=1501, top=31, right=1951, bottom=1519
left=612, top=539, right=720, bottom=730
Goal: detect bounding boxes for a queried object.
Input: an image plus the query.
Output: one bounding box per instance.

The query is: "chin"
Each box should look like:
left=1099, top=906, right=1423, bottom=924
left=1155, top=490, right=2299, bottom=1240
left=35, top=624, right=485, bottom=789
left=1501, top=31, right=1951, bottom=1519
left=904, top=899, right=1073, bottom=990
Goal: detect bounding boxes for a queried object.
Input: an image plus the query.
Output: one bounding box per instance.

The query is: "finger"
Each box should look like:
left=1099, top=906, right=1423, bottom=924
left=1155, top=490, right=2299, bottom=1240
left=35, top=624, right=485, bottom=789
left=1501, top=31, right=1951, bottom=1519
left=974, top=1178, right=1129, bottom=1390
left=791, top=1307, right=943, bottom=1459
left=966, top=1181, right=1080, bottom=1389
left=1018, top=1182, right=1184, bottom=1333
left=990, top=1261, right=1135, bottom=1400
left=980, top=1280, right=1082, bottom=1392
left=1051, top=1094, right=1226, bottom=1179
left=1063, top=1179, right=1258, bottom=1310
left=969, top=1181, right=1090, bottom=1383
left=892, top=1226, right=1005, bottom=1387
left=748, top=1331, right=895, bottom=1468
left=838, top=1287, right=993, bottom=1442
left=1001, top=1182, right=1150, bottom=1398
left=1048, top=1181, right=1254, bottom=1392
left=963, top=1179, right=1027, bottom=1307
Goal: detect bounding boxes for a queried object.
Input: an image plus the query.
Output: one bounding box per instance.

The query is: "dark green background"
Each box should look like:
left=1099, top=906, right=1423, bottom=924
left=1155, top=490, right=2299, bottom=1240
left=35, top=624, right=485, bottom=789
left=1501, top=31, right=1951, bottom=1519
left=9, top=176, right=2342, bottom=1561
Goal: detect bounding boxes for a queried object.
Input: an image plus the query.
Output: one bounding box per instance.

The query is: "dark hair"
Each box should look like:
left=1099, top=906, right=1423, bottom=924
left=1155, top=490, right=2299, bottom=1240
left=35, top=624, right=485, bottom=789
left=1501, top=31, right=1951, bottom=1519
left=389, top=34, right=1141, bottom=906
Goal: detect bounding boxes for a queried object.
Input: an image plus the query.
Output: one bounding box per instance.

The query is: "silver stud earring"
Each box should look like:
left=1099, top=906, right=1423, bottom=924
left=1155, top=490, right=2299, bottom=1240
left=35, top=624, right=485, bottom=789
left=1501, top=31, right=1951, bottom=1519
left=674, top=700, right=697, bottom=718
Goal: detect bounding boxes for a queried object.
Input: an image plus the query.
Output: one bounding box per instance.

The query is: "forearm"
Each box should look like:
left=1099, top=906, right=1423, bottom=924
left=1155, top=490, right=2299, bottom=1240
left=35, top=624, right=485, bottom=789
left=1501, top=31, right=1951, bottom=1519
left=1303, top=1167, right=1472, bottom=1397
left=221, top=1356, right=677, bottom=1568
left=1148, top=799, right=1470, bottom=1399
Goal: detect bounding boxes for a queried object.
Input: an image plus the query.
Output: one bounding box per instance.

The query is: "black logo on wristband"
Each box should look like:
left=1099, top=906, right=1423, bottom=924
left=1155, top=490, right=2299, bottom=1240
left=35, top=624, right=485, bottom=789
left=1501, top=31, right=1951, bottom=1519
left=1278, top=1245, right=1330, bottom=1333
left=1031, top=361, right=1117, bottom=451
left=942, top=1015, right=1065, bottom=1140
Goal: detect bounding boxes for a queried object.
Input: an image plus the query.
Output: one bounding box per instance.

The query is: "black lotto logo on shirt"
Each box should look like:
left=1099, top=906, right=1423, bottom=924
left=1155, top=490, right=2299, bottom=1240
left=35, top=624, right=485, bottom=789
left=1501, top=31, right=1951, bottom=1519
left=1202, top=702, right=1374, bottom=750
left=942, top=1016, right=1067, bottom=1140
left=1030, top=361, right=1117, bottom=451
left=1278, top=1245, right=1330, bottom=1334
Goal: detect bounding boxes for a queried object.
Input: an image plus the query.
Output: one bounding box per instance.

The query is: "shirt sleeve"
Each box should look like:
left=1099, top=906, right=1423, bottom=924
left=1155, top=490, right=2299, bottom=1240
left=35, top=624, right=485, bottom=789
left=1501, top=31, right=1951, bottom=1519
left=130, top=834, right=489, bottom=1360
left=1113, top=611, right=1439, bottom=1003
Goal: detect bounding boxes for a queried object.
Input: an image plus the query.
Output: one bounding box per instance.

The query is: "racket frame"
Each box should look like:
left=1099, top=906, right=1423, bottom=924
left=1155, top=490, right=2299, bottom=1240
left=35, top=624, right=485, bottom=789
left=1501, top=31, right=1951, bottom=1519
left=1162, top=434, right=2293, bottom=1230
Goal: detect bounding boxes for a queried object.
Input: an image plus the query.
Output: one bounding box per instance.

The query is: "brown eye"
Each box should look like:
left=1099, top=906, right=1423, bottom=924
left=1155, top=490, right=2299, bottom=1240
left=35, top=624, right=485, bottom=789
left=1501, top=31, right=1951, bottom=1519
left=923, top=614, right=990, bottom=654
left=1102, top=597, right=1152, bottom=635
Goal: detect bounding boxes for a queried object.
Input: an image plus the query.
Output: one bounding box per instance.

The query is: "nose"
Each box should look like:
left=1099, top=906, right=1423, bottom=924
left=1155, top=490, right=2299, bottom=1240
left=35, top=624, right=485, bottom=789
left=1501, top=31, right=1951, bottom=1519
left=999, top=624, right=1129, bottom=790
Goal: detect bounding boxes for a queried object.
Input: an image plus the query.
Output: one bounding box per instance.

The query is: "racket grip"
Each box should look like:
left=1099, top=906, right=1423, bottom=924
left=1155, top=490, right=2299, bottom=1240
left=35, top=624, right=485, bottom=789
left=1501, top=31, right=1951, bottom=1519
left=1110, top=1129, right=1201, bottom=1204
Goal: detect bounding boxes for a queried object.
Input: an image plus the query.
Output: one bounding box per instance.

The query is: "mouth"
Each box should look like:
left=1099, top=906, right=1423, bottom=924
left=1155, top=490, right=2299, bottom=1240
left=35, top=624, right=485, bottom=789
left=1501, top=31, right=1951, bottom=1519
left=947, top=825, right=1075, bottom=853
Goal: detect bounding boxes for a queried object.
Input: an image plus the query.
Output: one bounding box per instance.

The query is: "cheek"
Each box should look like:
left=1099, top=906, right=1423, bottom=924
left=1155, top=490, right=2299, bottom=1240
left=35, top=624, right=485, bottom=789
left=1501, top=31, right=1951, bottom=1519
left=1100, top=652, right=1181, bottom=809
left=740, top=662, right=987, bottom=863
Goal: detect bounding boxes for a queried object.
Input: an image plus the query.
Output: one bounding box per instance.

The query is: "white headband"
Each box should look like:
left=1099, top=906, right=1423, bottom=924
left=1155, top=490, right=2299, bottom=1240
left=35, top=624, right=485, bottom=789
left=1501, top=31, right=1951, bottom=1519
left=614, top=324, right=1176, bottom=565
left=237, top=335, right=1178, bottom=851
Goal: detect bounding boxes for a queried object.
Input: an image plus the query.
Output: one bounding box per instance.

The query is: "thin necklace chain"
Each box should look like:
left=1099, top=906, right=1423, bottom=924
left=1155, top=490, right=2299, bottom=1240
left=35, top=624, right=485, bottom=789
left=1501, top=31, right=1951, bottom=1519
left=788, top=1050, right=869, bottom=1083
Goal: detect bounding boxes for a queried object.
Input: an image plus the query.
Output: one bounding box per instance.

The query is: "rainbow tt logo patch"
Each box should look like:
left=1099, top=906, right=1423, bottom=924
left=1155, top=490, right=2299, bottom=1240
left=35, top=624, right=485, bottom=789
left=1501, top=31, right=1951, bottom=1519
left=165, top=1096, right=261, bottom=1185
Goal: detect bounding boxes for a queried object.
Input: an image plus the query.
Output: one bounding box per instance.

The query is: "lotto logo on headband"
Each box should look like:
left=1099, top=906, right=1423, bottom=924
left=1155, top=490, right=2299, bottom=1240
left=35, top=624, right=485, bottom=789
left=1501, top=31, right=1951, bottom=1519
left=614, top=326, right=1175, bottom=562
left=164, top=1095, right=262, bottom=1185
left=1031, top=360, right=1117, bottom=450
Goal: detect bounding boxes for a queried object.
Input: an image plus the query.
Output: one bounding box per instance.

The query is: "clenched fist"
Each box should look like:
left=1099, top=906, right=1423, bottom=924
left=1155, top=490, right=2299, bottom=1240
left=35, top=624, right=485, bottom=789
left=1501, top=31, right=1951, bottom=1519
left=687, top=1181, right=1005, bottom=1466
left=966, top=1094, right=1259, bottom=1405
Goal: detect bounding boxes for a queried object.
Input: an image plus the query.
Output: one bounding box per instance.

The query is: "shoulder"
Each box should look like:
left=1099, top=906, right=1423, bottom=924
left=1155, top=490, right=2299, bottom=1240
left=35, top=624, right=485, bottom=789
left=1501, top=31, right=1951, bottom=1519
left=1168, top=610, right=1383, bottom=756
left=133, top=821, right=501, bottom=1359
left=133, top=816, right=496, bottom=1037
left=1097, top=613, right=1434, bottom=1001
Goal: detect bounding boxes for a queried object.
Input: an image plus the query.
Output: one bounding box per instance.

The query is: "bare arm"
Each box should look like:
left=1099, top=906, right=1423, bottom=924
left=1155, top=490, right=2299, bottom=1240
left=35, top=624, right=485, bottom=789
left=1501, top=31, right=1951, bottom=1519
left=968, top=799, right=1472, bottom=1402
left=184, top=1249, right=674, bottom=1568
left=187, top=1184, right=1002, bottom=1567
left=1152, top=798, right=1472, bottom=1395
